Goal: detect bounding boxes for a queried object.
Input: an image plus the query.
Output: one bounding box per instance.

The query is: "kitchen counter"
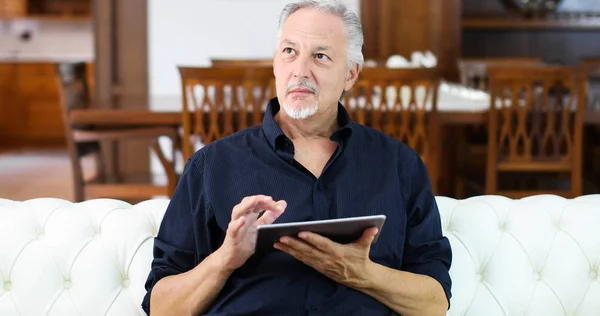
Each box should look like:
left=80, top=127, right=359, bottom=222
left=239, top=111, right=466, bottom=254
left=0, top=53, right=94, bottom=63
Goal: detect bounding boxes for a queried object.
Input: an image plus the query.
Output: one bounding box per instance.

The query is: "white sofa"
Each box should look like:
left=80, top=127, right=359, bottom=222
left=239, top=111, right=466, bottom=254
left=1, top=195, right=599, bottom=316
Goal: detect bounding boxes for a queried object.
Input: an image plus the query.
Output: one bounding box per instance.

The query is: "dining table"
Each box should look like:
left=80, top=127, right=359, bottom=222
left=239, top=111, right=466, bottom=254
left=69, top=83, right=600, bottom=197
left=70, top=82, right=600, bottom=127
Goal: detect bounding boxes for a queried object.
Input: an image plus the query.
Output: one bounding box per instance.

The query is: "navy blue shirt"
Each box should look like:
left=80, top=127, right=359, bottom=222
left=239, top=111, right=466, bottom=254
left=142, top=98, right=452, bottom=315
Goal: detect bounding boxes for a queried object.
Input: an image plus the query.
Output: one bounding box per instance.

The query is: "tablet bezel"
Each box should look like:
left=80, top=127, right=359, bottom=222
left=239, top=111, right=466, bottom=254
left=255, top=214, right=386, bottom=252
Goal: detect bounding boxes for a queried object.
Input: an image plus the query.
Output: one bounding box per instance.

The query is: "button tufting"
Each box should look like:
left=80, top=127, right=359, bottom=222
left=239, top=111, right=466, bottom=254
left=534, top=272, right=541, bottom=280
left=4, top=282, right=11, bottom=291
left=64, top=281, right=72, bottom=289
left=38, top=232, right=44, bottom=240
left=498, top=222, right=506, bottom=230
left=590, top=270, right=598, bottom=280
left=476, top=273, right=483, bottom=282
left=122, top=278, right=130, bottom=287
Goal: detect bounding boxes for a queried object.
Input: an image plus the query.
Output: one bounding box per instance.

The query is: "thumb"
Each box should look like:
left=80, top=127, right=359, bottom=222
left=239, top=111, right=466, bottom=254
left=256, top=200, right=287, bottom=225
left=356, top=227, right=379, bottom=247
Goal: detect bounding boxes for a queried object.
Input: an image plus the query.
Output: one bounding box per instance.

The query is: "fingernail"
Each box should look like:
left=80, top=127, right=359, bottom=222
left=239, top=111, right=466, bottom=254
left=274, top=243, right=281, bottom=250
left=277, top=201, right=286, bottom=211
left=298, top=232, right=308, bottom=239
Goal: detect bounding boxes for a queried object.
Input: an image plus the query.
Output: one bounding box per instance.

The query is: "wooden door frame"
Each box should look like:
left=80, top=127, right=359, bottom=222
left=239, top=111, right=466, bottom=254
left=93, top=0, right=150, bottom=176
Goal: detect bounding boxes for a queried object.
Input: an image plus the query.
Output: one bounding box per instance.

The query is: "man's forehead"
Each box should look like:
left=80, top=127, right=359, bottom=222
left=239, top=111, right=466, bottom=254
left=281, top=38, right=333, bottom=50
left=281, top=9, right=346, bottom=42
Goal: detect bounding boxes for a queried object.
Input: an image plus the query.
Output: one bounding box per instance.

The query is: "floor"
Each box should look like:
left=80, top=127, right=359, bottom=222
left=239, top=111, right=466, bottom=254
left=0, top=149, right=79, bottom=201
left=1, top=148, right=597, bottom=202
left=0, top=148, right=170, bottom=202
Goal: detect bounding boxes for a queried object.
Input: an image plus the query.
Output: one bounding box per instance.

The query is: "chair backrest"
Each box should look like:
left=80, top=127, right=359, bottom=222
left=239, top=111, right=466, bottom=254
left=581, top=57, right=600, bottom=76
left=178, top=66, right=276, bottom=161
left=342, top=67, right=441, bottom=190
left=210, top=59, right=273, bottom=68
left=486, top=65, right=586, bottom=165
left=55, top=62, right=92, bottom=112
left=459, top=58, right=544, bottom=91
left=54, top=62, right=95, bottom=200
left=581, top=57, right=600, bottom=110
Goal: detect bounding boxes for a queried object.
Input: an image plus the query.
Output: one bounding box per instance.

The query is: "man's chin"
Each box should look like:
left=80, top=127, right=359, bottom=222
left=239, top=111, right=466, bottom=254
left=282, top=103, right=319, bottom=120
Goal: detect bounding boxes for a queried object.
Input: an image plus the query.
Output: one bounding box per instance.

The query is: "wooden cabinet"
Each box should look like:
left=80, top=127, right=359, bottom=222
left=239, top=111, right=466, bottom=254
left=0, top=62, right=91, bottom=149
left=0, top=0, right=91, bottom=18
left=0, top=64, right=17, bottom=140
left=0, top=0, right=27, bottom=17
left=360, top=0, right=462, bottom=81
left=28, top=0, right=91, bottom=16
left=461, top=0, right=600, bottom=64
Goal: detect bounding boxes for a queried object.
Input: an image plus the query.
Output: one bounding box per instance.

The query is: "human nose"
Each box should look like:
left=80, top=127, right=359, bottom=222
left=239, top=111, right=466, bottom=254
left=292, top=57, right=311, bottom=79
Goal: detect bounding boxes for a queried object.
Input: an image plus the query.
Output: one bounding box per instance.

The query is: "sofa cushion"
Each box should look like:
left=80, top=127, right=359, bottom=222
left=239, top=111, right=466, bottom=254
left=0, top=195, right=599, bottom=315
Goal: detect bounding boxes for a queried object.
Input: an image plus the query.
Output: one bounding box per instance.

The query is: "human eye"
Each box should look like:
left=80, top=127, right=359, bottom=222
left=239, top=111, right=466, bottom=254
left=315, top=53, right=329, bottom=61
left=283, top=47, right=296, bottom=55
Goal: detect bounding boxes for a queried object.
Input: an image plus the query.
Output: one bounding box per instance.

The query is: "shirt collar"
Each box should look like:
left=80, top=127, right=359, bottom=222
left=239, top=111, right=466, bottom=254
left=262, top=97, right=354, bottom=151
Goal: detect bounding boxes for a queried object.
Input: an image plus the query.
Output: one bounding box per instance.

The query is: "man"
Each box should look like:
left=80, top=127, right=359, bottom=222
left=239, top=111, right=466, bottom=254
left=142, top=0, right=452, bottom=315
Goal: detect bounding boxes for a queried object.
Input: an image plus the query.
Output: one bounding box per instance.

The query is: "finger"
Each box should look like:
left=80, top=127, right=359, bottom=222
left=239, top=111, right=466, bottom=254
left=252, top=199, right=284, bottom=215
left=231, top=195, right=272, bottom=220
left=297, top=231, right=335, bottom=252
left=256, top=200, right=287, bottom=225
left=227, top=216, right=246, bottom=240
left=355, top=227, right=379, bottom=248
left=279, top=236, right=320, bottom=257
left=274, top=242, right=307, bottom=263
left=235, top=213, right=255, bottom=242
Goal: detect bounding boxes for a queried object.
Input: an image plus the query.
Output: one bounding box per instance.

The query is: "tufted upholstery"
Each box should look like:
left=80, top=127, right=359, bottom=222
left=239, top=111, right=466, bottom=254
left=1, top=195, right=599, bottom=316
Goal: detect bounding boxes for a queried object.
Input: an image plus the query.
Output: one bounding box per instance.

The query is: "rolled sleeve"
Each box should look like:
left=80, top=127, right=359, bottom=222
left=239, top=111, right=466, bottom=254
left=401, top=150, right=453, bottom=307
left=141, top=157, right=206, bottom=315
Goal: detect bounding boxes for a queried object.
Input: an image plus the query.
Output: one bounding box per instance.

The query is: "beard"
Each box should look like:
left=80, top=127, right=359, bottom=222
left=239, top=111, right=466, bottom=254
left=282, top=101, right=319, bottom=120
left=282, top=80, right=319, bottom=120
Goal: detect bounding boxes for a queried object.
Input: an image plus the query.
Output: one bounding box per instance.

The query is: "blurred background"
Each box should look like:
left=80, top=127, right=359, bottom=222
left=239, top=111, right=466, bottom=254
left=0, top=0, right=599, bottom=202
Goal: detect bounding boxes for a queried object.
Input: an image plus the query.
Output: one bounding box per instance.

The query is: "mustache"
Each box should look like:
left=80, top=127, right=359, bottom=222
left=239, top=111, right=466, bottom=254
left=286, top=80, right=319, bottom=95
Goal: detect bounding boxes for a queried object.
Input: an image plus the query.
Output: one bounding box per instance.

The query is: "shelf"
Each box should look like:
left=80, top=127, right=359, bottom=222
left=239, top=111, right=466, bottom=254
left=462, top=16, right=600, bottom=30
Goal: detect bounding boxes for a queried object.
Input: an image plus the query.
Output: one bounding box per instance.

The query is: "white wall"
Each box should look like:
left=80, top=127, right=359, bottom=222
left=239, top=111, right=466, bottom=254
left=147, top=0, right=360, bottom=97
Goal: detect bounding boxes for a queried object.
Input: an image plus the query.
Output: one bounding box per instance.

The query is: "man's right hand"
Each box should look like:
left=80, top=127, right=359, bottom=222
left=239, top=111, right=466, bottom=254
left=216, top=195, right=287, bottom=271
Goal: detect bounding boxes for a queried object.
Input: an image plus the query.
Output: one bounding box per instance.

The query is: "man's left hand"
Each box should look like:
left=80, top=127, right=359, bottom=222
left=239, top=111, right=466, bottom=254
left=274, top=227, right=380, bottom=289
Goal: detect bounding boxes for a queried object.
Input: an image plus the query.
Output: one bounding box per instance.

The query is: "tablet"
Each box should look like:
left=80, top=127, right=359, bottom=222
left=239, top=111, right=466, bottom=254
left=255, top=215, right=386, bottom=252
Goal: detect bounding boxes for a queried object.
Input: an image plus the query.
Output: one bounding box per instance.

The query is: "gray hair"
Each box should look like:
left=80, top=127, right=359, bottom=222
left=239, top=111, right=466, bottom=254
left=276, top=0, right=364, bottom=72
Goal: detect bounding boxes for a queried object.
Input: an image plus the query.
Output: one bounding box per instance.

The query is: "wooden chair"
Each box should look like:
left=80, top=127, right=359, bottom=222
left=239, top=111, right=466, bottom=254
left=458, top=57, right=544, bottom=91
left=581, top=57, right=600, bottom=111
left=485, top=65, right=586, bottom=198
left=210, top=58, right=273, bottom=68
left=178, top=66, right=276, bottom=161
left=342, top=67, right=441, bottom=193
left=453, top=58, right=545, bottom=197
left=580, top=57, right=600, bottom=191
left=55, top=62, right=179, bottom=202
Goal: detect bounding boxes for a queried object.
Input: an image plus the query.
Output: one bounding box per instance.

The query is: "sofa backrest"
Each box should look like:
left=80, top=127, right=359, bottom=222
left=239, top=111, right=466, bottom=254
left=437, top=195, right=600, bottom=316
left=0, top=198, right=169, bottom=316
left=1, top=195, right=599, bottom=315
